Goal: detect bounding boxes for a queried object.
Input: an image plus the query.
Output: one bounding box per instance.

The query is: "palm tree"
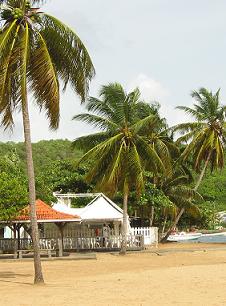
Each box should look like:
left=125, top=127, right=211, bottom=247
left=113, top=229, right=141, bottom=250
left=72, top=83, right=164, bottom=254
left=160, top=171, right=202, bottom=242
left=136, top=103, right=177, bottom=176
left=170, top=88, right=226, bottom=232
left=0, top=0, right=94, bottom=284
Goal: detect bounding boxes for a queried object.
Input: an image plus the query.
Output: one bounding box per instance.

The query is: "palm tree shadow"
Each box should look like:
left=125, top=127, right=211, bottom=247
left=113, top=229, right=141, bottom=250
left=0, top=271, right=33, bottom=285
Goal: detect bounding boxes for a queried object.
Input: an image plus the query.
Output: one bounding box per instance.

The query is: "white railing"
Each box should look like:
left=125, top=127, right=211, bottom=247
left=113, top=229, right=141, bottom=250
left=0, top=235, right=144, bottom=252
left=130, top=227, right=158, bottom=246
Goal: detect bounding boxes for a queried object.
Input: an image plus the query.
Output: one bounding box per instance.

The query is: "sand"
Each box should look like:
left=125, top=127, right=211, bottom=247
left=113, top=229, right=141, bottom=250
left=1, top=244, right=226, bottom=306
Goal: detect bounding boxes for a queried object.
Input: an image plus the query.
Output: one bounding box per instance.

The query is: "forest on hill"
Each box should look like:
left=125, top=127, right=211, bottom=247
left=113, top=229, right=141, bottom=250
left=0, top=139, right=82, bottom=174
left=0, top=139, right=225, bottom=222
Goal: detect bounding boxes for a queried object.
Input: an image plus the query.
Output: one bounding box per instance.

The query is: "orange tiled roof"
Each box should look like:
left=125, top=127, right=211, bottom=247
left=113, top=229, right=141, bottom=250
left=16, top=199, right=80, bottom=221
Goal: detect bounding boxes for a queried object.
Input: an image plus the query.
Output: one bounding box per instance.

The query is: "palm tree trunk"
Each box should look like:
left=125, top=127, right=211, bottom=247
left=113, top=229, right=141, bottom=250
left=22, top=98, right=44, bottom=284
left=150, top=206, right=154, bottom=226
left=194, top=151, right=211, bottom=191
left=161, top=151, right=212, bottom=243
left=160, top=208, right=185, bottom=242
left=120, top=183, right=129, bottom=255
left=161, top=214, right=167, bottom=238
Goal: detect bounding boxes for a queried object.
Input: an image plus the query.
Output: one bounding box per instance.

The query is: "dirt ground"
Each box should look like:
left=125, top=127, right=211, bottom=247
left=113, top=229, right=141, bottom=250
left=1, top=244, right=226, bottom=306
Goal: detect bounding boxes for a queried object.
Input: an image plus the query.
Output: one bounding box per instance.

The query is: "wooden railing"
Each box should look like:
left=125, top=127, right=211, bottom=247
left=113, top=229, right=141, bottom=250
left=0, top=235, right=144, bottom=252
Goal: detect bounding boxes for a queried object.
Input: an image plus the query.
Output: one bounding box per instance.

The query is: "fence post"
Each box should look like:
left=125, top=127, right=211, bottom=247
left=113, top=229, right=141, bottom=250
left=58, top=238, right=63, bottom=257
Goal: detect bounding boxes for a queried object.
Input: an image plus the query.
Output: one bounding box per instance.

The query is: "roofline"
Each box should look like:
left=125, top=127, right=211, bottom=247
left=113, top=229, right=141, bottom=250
left=82, top=218, right=122, bottom=222
left=0, top=219, right=81, bottom=224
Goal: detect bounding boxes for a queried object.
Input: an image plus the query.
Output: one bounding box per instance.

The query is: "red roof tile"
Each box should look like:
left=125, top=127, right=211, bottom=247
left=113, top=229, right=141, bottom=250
left=16, top=199, right=80, bottom=221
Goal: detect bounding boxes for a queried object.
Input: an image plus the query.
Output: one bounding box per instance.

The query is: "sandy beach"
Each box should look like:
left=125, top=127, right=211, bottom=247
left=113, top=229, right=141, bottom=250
left=1, top=243, right=226, bottom=306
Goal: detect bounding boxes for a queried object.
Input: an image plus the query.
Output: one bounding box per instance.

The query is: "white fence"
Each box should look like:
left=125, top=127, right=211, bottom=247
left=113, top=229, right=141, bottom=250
left=0, top=235, right=144, bottom=252
left=131, top=227, right=158, bottom=246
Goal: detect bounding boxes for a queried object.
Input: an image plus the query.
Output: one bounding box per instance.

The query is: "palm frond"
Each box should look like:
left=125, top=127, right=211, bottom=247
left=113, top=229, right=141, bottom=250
left=135, top=135, right=165, bottom=174
left=28, top=31, right=59, bottom=129
left=72, top=131, right=112, bottom=152
left=131, top=114, right=157, bottom=134
left=172, top=122, right=205, bottom=134
left=127, top=143, right=145, bottom=195
left=40, top=14, right=95, bottom=102
left=72, top=113, right=117, bottom=130
left=176, top=105, right=201, bottom=119
left=0, top=24, right=21, bottom=129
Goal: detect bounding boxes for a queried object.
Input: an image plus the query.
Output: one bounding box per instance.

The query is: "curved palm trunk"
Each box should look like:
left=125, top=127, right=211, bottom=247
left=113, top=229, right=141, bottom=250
left=120, top=183, right=129, bottom=255
left=22, top=99, right=44, bottom=284
left=160, top=208, right=185, bottom=242
left=161, top=151, right=212, bottom=243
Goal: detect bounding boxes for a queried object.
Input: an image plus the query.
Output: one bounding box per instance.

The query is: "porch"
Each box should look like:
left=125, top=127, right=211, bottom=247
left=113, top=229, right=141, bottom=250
left=0, top=235, right=144, bottom=257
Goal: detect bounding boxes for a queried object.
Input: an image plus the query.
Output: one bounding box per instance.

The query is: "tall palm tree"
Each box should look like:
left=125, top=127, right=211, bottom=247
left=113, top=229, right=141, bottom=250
left=171, top=88, right=226, bottom=231
left=73, top=83, right=164, bottom=254
left=0, top=0, right=94, bottom=284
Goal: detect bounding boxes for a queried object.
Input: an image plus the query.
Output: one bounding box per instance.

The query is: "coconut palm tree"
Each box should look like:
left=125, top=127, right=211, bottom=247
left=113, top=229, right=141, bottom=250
left=135, top=102, right=177, bottom=176
left=159, top=171, right=202, bottom=242
left=72, top=83, right=165, bottom=254
left=0, top=0, right=94, bottom=284
left=170, top=88, right=226, bottom=233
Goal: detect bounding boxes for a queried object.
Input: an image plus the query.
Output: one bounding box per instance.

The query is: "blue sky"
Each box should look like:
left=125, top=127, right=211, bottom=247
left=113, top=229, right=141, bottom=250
left=1, top=0, right=226, bottom=142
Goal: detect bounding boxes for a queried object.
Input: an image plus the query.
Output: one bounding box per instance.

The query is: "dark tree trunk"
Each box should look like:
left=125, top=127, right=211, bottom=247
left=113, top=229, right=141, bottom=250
left=22, top=98, right=44, bottom=284
left=56, top=222, right=66, bottom=257
left=120, top=183, right=129, bottom=255
left=161, top=214, right=167, bottom=238
left=150, top=206, right=154, bottom=226
left=13, top=224, right=17, bottom=259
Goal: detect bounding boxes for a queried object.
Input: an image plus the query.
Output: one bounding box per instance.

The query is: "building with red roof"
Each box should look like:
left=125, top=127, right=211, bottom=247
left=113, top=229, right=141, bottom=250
left=15, top=199, right=80, bottom=223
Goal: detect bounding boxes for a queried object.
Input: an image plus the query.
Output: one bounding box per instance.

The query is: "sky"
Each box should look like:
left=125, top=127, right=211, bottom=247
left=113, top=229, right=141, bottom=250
left=1, top=0, right=226, bottom=142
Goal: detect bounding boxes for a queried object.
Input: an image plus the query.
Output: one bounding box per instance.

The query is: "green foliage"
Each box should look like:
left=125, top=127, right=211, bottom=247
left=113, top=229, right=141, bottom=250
left=0, top=1, right=95, bottom=130
left=174, top=88, right=226, bottom=173
left=196, top=168, right=226, bottom=211
left=0, top=155, right=28, bottom=220
left=0, top=140, right=84, bottom=204
left=0, top=139, right=82, bottom=174
left=36, top=160, right=92, bottom=203
left=139, top=183, right=173, bottom=208
left=73, top=83, right=166, bottom=195
left=0, top=173, right=28, bottom=220
left=180, top=201, right=217, bottom=230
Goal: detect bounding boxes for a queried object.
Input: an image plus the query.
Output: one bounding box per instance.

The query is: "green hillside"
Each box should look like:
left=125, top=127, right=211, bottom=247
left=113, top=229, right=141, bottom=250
left=0, top=139, right=225, bottom=212
left=196, top=167, right=226, bottom=212
left=0, top=139, right=82, bottom=175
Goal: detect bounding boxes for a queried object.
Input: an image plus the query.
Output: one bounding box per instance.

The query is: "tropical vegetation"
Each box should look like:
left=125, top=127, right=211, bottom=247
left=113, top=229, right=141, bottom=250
left=0, top=0, right=94, bottom=284
left=170, top=88, right=226, bottom=232
left=72, top=83, right=166, bottom=254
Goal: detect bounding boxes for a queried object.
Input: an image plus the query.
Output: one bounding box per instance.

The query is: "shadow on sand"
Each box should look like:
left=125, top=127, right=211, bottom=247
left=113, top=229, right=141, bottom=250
left=0, top=271, right=33, bottom=285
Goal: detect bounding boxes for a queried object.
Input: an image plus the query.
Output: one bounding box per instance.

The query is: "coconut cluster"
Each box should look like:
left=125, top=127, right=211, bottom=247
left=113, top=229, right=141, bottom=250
left=1, top=1, right=32, bottom=21
left=11, top=8, right=23, bottom=19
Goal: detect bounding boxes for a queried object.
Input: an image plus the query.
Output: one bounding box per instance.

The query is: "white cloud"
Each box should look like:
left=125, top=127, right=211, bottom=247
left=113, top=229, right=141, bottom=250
left=128, top=74, right=194, bottom=128
left=128, top=74, right=170, bottom=102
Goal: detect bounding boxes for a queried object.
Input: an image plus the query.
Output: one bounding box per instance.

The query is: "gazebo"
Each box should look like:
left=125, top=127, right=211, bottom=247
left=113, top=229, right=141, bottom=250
left=2, top=199, right=80, bottom=256
left=0, top=198, right=145, bottom=254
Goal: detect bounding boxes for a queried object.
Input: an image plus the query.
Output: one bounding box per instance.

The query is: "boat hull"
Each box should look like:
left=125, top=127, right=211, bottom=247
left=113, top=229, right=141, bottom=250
left=167, top=232, right=202, bottom=242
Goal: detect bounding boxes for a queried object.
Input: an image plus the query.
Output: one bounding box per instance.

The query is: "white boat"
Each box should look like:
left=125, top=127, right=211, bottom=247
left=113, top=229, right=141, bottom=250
left=201, top=232, right=226, bottom=237
left=167, top=232, right=202, bottom=242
